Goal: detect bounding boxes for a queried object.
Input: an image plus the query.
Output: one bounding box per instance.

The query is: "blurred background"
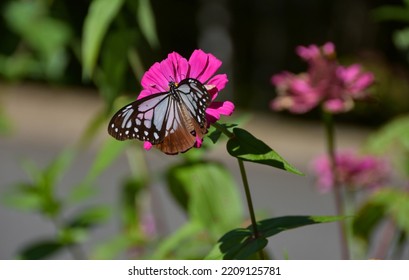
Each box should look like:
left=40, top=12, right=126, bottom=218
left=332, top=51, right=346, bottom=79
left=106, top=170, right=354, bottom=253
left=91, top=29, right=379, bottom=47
left=1, top=0, right=409, bottom=259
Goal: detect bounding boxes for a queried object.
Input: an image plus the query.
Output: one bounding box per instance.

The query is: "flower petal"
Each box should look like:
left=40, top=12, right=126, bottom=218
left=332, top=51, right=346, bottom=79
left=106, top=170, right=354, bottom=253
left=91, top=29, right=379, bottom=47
left=141, top=62, right=169, bottom=94
left=159, top=52, right=189, bottom=83
left=143, top=141, right=153, bottom=150
left=206, top=74, right=228, bottom=99
left=188, top=49, right=222, bottom=83
left=206, top=101, right=234, bottom=123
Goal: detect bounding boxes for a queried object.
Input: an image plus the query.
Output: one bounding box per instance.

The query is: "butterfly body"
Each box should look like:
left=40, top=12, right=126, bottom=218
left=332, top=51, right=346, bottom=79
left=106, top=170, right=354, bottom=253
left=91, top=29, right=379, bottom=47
left=108, top=78, right=211, bottom=154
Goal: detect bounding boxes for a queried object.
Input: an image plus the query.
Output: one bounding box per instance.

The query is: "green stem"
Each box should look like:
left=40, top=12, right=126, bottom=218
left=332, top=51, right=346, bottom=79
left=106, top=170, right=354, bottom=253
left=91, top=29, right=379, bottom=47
left=212, top=122, right=265, bottom=259
left=322, top=110, right=350, bottom=260
left=211, top=122, right=235, bottom=138
left=237, top=159, right=259, bottom=238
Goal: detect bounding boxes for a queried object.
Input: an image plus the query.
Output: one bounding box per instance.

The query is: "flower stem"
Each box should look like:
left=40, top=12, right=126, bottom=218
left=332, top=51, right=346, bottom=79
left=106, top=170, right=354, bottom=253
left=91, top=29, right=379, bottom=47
left=237, top=158, right=265, bottom=260
left=322, top=110, right=350, bottom=260
left=212, top=122, right=265, bottom=259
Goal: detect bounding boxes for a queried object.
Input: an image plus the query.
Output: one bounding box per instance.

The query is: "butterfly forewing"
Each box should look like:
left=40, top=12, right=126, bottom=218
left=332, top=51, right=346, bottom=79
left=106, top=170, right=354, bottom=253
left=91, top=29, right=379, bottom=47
left=108, top=78, right=211, bottom=154
left=108, top=92, right=170, bottom=143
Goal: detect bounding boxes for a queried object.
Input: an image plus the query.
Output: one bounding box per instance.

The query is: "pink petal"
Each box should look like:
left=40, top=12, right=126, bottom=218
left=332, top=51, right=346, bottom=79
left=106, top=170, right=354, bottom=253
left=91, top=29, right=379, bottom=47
left=141, top=62, right=169, bottom=94
left=351, top=72, right=374, bottom=93
left=337, top=64, right=361, bottom=83
left=206, top=101, right=234, bottom=123
left=195, top=135, right=203, bottom=148
left=207, top=74, right=228, bottom=93
left=188, top=49, right=222, bottom=83
left=271, top=72, right=292, bottom=86
left=323, top=99, right=351, bottom=113
left=159, top=52, right=189, bottom=83
left=322, top=42, right=335, bottom=57
left=143, top=141, right=153, bottom=150
left=296, top=44, right=320, bottom=61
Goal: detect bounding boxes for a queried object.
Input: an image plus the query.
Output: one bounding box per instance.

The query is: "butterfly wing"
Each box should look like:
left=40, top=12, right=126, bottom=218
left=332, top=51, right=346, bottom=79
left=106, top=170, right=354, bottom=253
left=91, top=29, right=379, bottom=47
left=176, top=78, right=211, bottom=128
left=108, top=92, right=171, bottom=143
left=155, top=99, right=206, bottom=154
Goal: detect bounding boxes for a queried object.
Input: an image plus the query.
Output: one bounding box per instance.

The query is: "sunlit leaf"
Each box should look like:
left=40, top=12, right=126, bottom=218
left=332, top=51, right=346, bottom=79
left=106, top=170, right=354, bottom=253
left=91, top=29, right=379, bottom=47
left=1, top=184, right=42, bottom=211
left=82, top=0, right=124, bottom=78
left=136, top=0, right=159, bottom=48
left=367, top=114, right=409, bottom=153
left=150, top=222, right=203, bottom=259
left=91, top=235, right=133, bottom=259
left=166, top=161, right=243, bottom=236
left=227, top=128, right=303, bottom=175
left=82, top=138, right=128, bottom=185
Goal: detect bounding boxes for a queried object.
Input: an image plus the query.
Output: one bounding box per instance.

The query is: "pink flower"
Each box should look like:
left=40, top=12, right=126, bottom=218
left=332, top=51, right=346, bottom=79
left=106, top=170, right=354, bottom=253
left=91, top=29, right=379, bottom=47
left=311, top=150, right=390, bottom=193
left=271, top=72, right=321, bottom=113
left=139, top=49, right=234, bottom=150
left=271, top=42, right=374, bottom=114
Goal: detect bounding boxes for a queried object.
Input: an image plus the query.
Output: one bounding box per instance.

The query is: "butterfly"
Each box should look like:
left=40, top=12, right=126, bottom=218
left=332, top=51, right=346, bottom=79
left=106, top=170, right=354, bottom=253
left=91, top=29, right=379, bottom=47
left=108, top=78, right=211, bottom=154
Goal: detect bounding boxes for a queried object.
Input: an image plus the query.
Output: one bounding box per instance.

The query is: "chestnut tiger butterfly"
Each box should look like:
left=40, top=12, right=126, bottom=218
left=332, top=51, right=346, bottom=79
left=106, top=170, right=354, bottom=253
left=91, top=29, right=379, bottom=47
left=108, top=78, right=211, bottom=154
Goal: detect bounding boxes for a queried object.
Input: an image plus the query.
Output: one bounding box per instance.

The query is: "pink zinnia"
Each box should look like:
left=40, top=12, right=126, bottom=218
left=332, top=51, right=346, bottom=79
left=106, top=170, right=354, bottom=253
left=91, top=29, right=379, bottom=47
left=271, top=42, right=374, bottom=114
left=139, top=49, right=234, bottom=150
left=311, top=150, right=390, bottom=193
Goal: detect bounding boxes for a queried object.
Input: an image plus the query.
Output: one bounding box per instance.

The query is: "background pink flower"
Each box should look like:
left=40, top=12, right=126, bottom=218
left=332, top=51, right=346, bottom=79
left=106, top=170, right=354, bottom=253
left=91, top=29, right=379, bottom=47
left=271, top=42, right=374, bottom=114
left=138, top=50, right=234, bottom=150
left=311, top=150, right=390, bottom=193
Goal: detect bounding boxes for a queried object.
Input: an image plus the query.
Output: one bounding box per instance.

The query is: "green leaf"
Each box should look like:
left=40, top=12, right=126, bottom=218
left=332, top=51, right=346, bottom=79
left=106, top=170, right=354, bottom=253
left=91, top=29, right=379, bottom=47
left=136, top=0, right=159, bottom=48
left=4, top=1, right=71, bottom=80
left=82, top=138, right=128, bottom=185
left=207, top=215, right=343, bottom=260
left=91, top=235, right=134, bottom=259
left=366, top=114, right=409, bottom=153
left=366, top=115, right=409, bottom=176
left=18, top=240, right=63, bottom=260
left=353, top=201, right=386, bottom=245
left=166, top=161, right=243, bottom=236
left=353, top=189, right=409, bottom=246
left=68, top=183, right=97, bottom=204
left=227, top=128, right=303, bottom=175
left=394, top=28, right=409, bottom=50
left=45, top=149, right=76, bottom=188
left=372, top=6, right=409, bottom=23
left=66, top=206, right=111, bottom=229
left=82, top=0, right=124, bottom=78
left=121, top=177, right=146, bottom=228
left=150, top=222, right=203, bottom=259
left=255, top=215, right=344, bottom=237
left=94, top=29, right=135, bottom=106
left=1, top=184, right=42, bottom=211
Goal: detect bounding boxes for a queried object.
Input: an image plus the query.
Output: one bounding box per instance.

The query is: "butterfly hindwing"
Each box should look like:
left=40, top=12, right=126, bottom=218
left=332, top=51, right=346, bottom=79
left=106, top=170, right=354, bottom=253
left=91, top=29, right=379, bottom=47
left=177, top=79, right=211, bottom=127
left=108, top=78, right=211, bottom=154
